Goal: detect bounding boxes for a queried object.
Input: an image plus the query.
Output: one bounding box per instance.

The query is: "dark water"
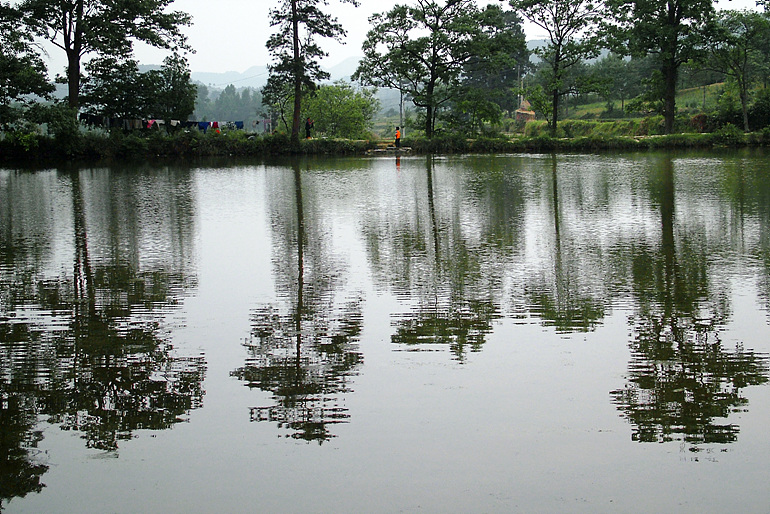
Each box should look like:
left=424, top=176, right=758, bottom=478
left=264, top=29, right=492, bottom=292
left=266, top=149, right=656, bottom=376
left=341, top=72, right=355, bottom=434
left=2, top=152, right=770, bottom=512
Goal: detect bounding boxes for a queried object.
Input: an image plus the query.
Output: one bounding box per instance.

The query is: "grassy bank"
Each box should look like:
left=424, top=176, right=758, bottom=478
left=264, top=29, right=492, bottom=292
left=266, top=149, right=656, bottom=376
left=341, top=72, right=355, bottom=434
left=0, top=129, right=376, bottom=163
left=405, top=122, right=768, bottom=153
left=2, top=119, right=768, bottom=164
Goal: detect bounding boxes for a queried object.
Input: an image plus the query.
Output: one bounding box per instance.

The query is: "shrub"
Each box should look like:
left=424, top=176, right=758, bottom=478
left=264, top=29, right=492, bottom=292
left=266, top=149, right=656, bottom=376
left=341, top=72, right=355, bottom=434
left=712, top=123, right=745, bottom=146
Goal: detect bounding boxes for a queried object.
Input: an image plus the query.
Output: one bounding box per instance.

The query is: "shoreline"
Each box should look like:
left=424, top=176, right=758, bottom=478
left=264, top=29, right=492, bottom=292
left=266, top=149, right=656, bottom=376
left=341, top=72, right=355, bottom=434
left=2, top=129, right=768, bottom=166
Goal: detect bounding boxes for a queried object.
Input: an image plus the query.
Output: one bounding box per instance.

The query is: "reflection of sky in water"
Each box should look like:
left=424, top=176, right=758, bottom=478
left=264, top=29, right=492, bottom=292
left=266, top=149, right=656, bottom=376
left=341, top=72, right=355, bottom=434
left=2, top=154, right=770, bottom=512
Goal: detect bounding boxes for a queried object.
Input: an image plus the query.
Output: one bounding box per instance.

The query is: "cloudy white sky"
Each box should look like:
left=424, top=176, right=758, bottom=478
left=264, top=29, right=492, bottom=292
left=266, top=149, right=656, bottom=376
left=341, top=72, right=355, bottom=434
left=42, top=0, right=761, bottom=75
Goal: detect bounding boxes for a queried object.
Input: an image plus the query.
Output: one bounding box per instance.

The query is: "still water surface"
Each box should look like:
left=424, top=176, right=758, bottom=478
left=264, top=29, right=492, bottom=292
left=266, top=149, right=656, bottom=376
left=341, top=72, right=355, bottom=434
left=2, top=152, right=770, bottom=512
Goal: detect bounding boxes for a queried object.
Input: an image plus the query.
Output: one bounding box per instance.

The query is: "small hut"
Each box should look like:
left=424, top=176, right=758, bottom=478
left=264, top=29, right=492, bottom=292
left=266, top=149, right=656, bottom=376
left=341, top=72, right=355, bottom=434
left=515, top=99, right=536, bottom=122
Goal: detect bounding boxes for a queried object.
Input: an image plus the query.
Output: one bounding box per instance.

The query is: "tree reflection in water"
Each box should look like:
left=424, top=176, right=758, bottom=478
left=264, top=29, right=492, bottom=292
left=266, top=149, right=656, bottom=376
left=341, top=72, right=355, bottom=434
left=0, top=391, right=47, bottom=510
left=526, top=154, right=606, bottom=332
left=231, top=161, right=363, bottom=443
left=611, top=157, right=770, bottom=446
left=386, top=157, right=501, bottom=361
left=233, top=301, right=363, bottom=442
left=612, top=316, right=768, bottom=444
left=0, top=169, right=204, bottom=505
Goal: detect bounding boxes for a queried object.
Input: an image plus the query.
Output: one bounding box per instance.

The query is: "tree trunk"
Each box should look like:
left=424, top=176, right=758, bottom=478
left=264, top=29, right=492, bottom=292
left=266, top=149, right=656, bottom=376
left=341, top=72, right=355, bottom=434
left=290, top=0, right=301, bottom=148
left=550, top=87, right=559, bottom=136
left=739, top=77, right=750, bottom=132
left=740, top=93, right=750, bottom=132
left=425, top=80, right=435, bottom=138
left=66, top=0, right=85, bottom=110
left=66, top=49, right=81, bottom=110
left=663, top=59, right=677, bottom=134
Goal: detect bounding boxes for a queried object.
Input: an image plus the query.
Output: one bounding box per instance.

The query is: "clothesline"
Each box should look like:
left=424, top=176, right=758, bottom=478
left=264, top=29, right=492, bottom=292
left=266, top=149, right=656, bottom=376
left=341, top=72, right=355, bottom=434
left=78, top=114, right=249, bottom=132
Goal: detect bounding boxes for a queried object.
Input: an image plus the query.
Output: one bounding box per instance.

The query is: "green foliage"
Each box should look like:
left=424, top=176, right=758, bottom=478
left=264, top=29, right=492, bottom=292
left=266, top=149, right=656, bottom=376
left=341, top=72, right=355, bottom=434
left=114, top=131, right=150, bottom=158
left=143, top=53, right=197, bottom=123
left=0, top=1, right=53, bottom=126
left=604, top=0, right=715, bottom=133
left=748, top=87, right=770, bottom=131
left=0, top=131, right=41, bottom=158
left=715, top=85, right=743, bottom=128
left=199, top=84, right=263, bottom=125
left=20, top=0, right=192, bottom=109
left=265, top=0, right=359, bottom=145
left=80, top=53, right=197, bottom=122
left=442, top=88, right=504, bottom=135
left=712, top=123, right=745, bottom=146
left=519, top=116, right=720, bottom=139
left=355, top=0, right=527, bottom=138
left=698, top=9, right=770, bottom=131
left=404, top=134, right=471, bottom=153
left=592, top=54, right=653, bottom=111
left=523, top=120, right=550, bottom=137
left=299, top=137, right=374, bottom=155
left=26, top=103, right=81, bottom=155
left=521, top=85, right=553, bottom=128
left=303, top=81, right=380, bottom=139
left=510, top=0, right=602, bottom=135
left=81, top=56, right=146, bottom=119
left=450, top=6, right=529, bottom=130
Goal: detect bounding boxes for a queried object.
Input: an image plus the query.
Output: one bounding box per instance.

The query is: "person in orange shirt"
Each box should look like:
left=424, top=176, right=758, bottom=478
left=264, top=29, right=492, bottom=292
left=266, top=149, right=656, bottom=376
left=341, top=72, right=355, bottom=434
left=395, top=126, right=401, bottom=148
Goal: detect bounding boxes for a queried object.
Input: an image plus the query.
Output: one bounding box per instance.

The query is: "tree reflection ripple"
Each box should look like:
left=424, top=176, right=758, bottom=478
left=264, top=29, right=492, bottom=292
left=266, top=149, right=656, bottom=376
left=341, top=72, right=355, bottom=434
left=231, top=161, right=363, bottom=443
left=0, top=167, right=204, bottom=506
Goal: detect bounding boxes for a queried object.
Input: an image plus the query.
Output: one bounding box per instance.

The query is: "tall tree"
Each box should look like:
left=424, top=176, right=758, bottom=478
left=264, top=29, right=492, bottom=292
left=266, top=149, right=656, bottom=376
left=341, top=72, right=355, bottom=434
left=80, top=56, right=146, bottom=119
left=0, top=2, right=53, bottom=126
left=451, top=6, right=530, bottom=132
left=699, top=9, right=770, bottom=132
left=81, top=53, right=196, bottom=123
left=304, top=81, right=380, bottom=139
left=144, top=53, right=197, bottom=123
left=604, top=0, right=714, bottom=134
left=592, top=54, right=649, bottom=113
left=509, top=0, right=603, bottom=135
left=266, top=0, right=359, bottom=147
left=355, top=0, right=526, bottom=138
left=20, top=0, right=191, bottom=110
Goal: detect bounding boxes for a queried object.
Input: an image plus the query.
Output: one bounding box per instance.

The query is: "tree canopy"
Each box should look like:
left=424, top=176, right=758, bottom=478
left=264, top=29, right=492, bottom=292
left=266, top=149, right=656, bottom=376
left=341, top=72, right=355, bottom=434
left=698, top=9, right=770, bottom=131
left=144, top=53, right=197, bottom=123
left=510, top=0, right=603, bottom=135
left=0, top=1, right=53, bottom=126
left=81, top=53, right=197, bottom=122
left=603, top=0, right=715, bottom=133
left=354, top=0, right=527, bottom=138
left=304, top=81, right=380, bottom=139
left=265, top=0, right=359, bottom=146
left=20, top=0, right=192, bottom=109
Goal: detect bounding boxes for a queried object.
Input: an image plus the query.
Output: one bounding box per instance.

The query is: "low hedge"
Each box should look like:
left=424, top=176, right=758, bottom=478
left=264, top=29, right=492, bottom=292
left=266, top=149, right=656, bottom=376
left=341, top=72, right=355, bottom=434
left=1, top=120, right=768, bottom=165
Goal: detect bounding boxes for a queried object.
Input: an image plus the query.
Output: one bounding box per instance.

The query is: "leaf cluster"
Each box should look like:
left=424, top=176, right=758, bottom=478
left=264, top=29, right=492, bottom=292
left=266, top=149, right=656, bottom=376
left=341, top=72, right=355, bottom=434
left=20, top=0, right=192, bottom=58
left=266, top=0, right=359, bottom=90
left=304, top=81, right=380, bottom=139
left=80, top=53, right=197, bottom=122
left=0, top=2, right=54, bottom=125
left=354, top=0, right=528, bottom=137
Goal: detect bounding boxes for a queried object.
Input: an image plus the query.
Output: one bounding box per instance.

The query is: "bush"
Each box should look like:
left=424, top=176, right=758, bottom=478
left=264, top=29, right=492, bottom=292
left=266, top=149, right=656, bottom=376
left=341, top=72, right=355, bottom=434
left=748, top=88, right=770, bottom=131
left=711, top=123, right=745, bottom=146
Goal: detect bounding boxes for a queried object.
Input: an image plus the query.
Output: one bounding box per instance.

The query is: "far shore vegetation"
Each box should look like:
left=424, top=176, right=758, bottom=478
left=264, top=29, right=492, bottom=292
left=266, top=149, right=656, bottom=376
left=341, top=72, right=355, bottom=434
left=2, top=115, right=767, bottom=165
left=5, top=0, right=770, bottom=164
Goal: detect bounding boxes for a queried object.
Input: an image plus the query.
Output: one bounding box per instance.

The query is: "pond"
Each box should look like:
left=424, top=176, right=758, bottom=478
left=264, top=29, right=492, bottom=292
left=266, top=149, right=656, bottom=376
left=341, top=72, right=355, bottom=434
left=1, top=151, right=770, bottom=513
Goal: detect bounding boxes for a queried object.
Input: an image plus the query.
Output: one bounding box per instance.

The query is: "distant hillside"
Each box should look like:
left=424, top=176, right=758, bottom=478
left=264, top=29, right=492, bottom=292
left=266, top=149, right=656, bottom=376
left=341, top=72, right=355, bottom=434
left=325, top=56, right=362, bottom=82
left=191, top=66, right=269, bottom=88
left=188, top=57, right=361, bottom=90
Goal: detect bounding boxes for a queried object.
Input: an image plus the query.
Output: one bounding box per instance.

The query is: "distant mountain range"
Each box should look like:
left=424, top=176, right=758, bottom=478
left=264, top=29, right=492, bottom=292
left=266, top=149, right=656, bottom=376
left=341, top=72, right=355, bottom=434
left=57, top=41, right=551, bottom=101
left=188, top=41, right=550, bottom=89
left=189, top=56, right=362, bottom=90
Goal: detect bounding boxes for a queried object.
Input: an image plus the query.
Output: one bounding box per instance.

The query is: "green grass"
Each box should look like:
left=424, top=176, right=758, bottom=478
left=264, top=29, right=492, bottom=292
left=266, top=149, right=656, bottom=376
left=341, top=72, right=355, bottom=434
left=565, top=83, right=725, bottom=120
